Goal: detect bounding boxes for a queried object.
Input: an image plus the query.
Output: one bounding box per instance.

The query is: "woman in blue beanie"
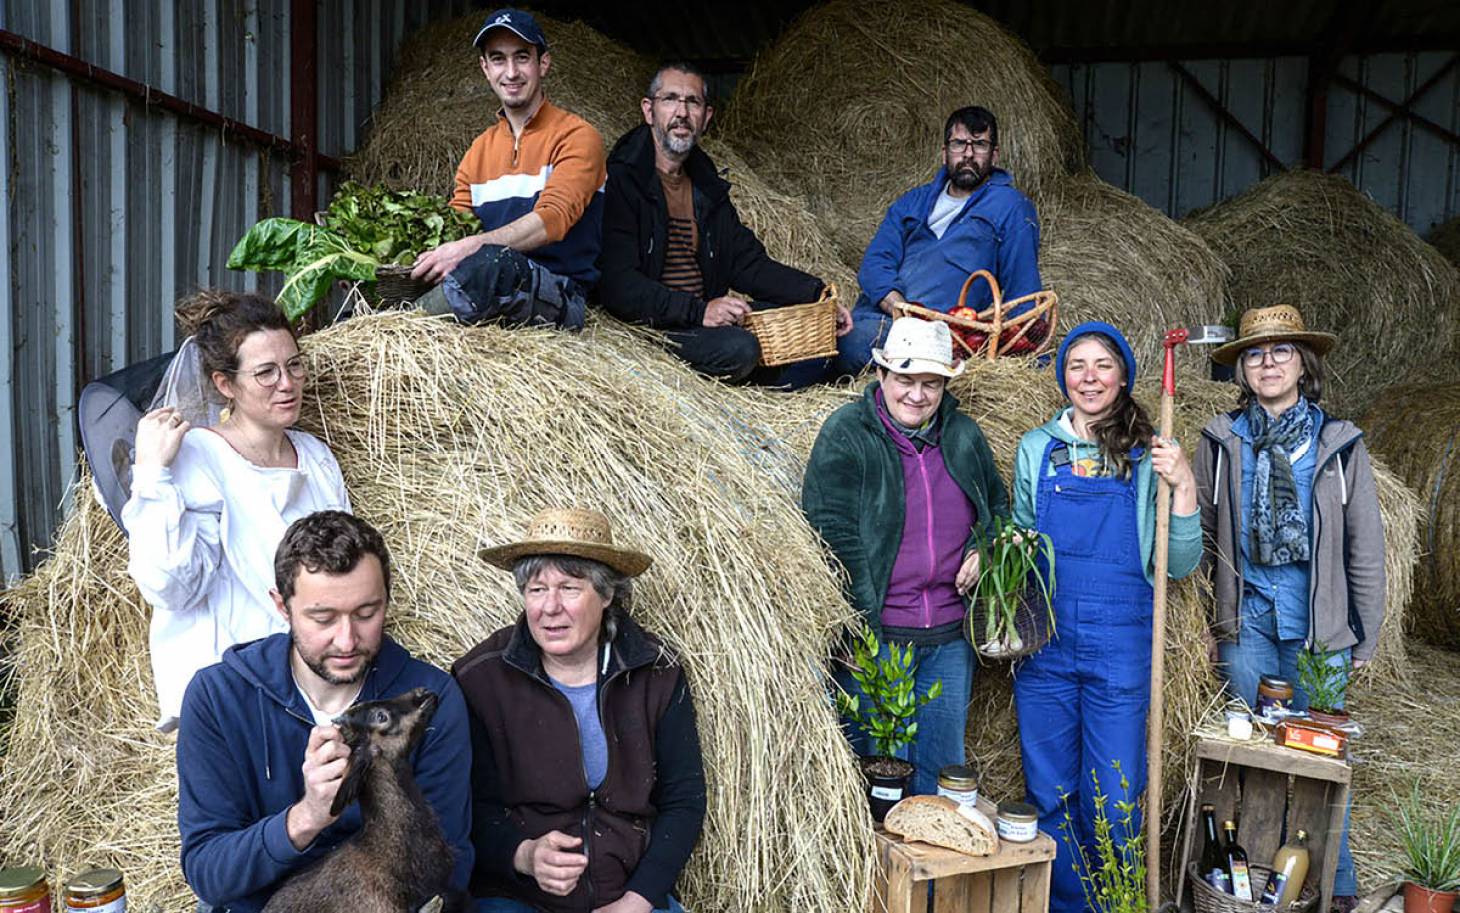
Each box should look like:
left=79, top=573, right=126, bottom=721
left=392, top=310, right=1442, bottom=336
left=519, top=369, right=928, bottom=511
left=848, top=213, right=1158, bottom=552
left=1010, top=322, right=1202, bottom=913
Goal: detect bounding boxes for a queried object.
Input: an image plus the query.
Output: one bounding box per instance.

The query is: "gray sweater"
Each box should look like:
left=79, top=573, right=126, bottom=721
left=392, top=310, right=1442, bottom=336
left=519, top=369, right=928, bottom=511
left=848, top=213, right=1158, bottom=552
left=1195, top=409, right=1387, bottom=660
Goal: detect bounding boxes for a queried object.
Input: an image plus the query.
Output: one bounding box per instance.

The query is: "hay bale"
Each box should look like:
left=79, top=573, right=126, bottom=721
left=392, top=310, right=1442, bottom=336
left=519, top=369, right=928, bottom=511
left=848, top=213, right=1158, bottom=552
left=1184, top=171, right=1460, bottom=416
left=1348, top=642, right=1460, bottom=888
left=347, top=12, right=857, bottom=304
left=723, top=0, right=1083, bottom=266
left=1361, top=383, right=1460, bottom=649
left=1429, top=216, right=1460, bottom=270
left=1039, top=172, right=1230, bottom=370
left=0, top=313, right=877, bottom=913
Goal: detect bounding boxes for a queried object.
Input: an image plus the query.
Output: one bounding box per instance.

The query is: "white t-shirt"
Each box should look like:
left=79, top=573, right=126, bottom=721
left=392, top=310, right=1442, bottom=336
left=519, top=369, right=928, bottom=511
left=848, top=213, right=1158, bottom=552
left=123, top=427, right=351, bottom=730
left=927, top=182, right=966, bottom=239
left=294, top=672, right=364, bottom=727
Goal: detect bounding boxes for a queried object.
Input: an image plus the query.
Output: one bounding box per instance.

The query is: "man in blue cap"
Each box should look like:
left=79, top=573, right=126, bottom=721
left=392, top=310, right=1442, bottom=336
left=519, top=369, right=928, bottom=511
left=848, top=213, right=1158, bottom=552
left=412, top=9, right=606, bottom=331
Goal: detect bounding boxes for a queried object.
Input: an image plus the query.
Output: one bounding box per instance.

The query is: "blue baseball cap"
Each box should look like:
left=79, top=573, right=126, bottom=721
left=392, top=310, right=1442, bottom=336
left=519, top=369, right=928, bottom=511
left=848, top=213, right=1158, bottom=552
left=472, top=9, right=548, bottom=53
left=1055, top=321, right=1138, bottom=397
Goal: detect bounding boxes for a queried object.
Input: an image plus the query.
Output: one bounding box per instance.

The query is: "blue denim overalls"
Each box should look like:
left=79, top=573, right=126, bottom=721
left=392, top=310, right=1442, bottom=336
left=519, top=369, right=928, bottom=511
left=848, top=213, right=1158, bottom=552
left=1013, top=439, right=1153, bottom=913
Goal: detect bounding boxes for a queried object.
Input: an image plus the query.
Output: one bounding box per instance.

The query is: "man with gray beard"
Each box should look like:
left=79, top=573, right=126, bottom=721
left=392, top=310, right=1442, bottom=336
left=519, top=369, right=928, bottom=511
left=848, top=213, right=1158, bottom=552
left=598, top=63, right=851, bottom=386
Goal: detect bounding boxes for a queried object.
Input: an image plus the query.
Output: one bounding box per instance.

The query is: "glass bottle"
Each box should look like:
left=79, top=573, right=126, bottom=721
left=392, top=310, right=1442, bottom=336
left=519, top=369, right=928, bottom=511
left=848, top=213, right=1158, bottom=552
left=1224, top=819, right=1254, bottom=901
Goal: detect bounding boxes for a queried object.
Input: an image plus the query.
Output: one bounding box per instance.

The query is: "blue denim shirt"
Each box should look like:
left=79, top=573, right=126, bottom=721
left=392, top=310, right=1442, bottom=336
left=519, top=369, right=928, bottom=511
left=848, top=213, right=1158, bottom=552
left=1235, top=406, right=1323, bottom=640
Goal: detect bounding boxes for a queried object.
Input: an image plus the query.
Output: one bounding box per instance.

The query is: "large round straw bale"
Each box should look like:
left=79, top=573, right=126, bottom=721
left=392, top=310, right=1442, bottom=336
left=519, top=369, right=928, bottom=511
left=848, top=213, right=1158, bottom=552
left=1430, top=216, right=1460, bottom=269
left=723, top=0, right=1083, bottom=268
left=1361, top=383, right=1460, bottom=649
left=0, top=314, right=876, bottom=913
left=1183, top=171, right=1460, bottom=416
left=1039, top=172, right=1230, bottom=369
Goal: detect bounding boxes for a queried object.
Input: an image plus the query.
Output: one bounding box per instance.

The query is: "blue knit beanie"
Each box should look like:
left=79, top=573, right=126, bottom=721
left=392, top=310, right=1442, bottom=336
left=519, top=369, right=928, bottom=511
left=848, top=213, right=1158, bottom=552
left=1055, top=321, right=1138, bottom=397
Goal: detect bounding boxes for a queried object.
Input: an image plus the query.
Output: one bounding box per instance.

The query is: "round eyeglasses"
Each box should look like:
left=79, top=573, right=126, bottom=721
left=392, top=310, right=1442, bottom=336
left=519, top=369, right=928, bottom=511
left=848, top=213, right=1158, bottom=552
left=1241, top=343, right=1297, bottom=367
left=238, top=356, right=307, bottom=387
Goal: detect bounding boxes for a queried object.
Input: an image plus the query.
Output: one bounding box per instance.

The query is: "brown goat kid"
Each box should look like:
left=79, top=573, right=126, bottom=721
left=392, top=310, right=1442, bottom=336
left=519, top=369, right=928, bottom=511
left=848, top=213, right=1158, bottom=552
left=262, top=687, right=463, bottom=913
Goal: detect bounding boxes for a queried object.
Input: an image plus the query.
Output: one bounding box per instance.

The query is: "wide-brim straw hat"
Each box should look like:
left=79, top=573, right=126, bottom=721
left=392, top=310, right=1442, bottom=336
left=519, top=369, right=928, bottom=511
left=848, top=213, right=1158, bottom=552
left=479, top=507, right=653, bottom=577
left=871, top=316, right=966, bottom=378
left=1211, top=304, right=1339, bottom=366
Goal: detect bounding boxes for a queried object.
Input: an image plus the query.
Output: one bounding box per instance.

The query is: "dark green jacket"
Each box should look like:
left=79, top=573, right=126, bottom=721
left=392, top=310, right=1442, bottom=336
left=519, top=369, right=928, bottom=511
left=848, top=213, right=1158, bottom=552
left=801, top=382, right=1010, bottom=635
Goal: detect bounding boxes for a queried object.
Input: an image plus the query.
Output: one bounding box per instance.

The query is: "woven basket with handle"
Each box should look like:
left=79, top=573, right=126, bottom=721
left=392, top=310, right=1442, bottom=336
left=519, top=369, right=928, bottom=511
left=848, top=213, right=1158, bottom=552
left=742, top=283, right=840, bottom=367
left=1186, top=863, right=1319, bottom=913
left=372, top=265, right=434, bottom=307
left=894, top=270, right=1058, bottom=361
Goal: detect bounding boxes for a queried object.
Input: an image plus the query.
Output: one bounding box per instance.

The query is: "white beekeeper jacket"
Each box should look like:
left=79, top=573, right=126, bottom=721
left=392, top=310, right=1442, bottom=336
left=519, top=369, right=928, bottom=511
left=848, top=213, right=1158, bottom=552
left=122, top=427, right=351, bottom=730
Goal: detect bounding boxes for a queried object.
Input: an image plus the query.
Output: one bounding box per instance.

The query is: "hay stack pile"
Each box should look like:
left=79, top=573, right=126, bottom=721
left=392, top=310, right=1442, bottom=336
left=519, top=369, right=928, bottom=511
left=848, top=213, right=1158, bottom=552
left=1038, top=172, right=1230, bottom=369
left=1184, top=171, right=1460, bottom=415
left=723, top=0, right=1083, bottom=264
left=1361, top=384, right=1460, bottom=649
left=347, top=11, right=857, bottom=303
left=1430, top=216, right=1460, bottom=269
left=0, top=313, right=876, bottom=913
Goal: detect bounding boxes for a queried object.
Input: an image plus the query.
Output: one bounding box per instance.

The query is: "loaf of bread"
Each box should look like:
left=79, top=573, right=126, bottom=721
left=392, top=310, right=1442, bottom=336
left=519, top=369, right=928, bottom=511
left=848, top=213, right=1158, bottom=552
left=884, top=795, right=999, bottom=856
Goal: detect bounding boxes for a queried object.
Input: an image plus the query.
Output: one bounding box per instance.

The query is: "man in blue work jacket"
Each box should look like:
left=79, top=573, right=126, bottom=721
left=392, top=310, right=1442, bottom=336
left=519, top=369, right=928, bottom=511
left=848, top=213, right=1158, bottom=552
left=836, top=106, right=1042, bottom=377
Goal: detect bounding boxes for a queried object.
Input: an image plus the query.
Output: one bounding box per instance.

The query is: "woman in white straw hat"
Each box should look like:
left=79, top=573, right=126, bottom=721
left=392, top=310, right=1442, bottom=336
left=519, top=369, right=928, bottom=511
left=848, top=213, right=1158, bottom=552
left=802, top=316, right=1009, bottom=797
left=1196, top=304, right=1384, bottom=911
left=452, top=507, right=704, bottom=913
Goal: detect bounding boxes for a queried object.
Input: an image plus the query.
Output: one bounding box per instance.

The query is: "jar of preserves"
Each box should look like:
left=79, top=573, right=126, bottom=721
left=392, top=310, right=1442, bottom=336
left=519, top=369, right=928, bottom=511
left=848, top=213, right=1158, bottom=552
left=936, top=765, right=979, bottom=808
left=0, top=867, right=51, bottom=913
left=996, top=800, right=1039, bottom=843
left=1256, top=675, right=1294, bottom=722
left=61, top=870, right=124, bottom=913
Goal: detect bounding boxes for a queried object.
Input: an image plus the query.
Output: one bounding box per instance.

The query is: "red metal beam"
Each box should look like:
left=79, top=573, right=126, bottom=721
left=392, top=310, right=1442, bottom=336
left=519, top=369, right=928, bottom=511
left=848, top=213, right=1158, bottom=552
left=1332, top=70, right=1460, bottom=150
left=1168, top=62, right=1286, bottom=172
left=1327, top=54, right=1460, bottom=173
left=289, top=0, right=320, bottom=219
left=0, top=28, right=341, bottom=172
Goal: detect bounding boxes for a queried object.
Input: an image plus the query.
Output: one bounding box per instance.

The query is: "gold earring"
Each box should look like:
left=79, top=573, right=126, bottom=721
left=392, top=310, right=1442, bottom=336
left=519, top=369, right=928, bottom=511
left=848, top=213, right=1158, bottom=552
left=219, top=400, right=233, bottom=424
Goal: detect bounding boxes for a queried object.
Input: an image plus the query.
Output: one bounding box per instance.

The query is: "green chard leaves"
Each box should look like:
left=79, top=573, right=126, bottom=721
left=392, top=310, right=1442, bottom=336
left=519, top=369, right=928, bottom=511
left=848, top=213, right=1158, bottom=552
left=227, top=218, right=378, bottom=321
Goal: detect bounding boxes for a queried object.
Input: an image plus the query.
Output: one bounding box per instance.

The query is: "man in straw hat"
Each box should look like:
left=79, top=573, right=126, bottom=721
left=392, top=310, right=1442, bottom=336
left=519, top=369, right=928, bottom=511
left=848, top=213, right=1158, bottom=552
left=804, top=317, right=1008, bottom=796
left=454, top=507, right=705, bottom=913
left=412, top=9, right=605, bottom=331
left=837, top=106, right=1042, bottom=377
left=1197, top=304, right=1381, bottom=912
left=176, top=511, right=473, bottom=912
left=598, top=62, right=851, bottom=387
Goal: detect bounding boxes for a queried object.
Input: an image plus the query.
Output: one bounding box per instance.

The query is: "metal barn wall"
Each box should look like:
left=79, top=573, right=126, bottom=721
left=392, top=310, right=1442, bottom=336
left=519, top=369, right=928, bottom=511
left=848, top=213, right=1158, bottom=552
left=0, top=0, right=472, bottom=580
left=1053, top=51, right=1460, bottom=233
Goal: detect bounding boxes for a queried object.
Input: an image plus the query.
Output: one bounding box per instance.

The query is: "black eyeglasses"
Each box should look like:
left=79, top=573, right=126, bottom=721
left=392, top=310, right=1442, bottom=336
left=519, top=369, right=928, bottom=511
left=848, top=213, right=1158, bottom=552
left=237, top=356, right=307, bottom=387
left=946, top=138, right=993, bottom=155
left=1241, top=343, right=1297, bottom=367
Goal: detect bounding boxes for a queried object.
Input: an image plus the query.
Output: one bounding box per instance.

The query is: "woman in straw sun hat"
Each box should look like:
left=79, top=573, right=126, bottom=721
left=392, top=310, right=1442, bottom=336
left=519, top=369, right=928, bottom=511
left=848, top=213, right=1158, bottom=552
left=1010, top=321, right=1201, bottom=913
left=1196, top=304, right=1384, bottom=910
left=452, top=507, right=704, bottom=913
left=802, top=315, right=1009, bottom=797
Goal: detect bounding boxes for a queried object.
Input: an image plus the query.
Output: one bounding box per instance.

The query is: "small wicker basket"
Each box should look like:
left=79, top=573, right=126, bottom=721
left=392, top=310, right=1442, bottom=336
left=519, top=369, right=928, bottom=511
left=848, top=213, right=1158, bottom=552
left=1186, top=863, right=1319, bottom=913
left=894, top=270, right=1058, bottom=361
left=742, top=283, right=840, bottom=367
left=966, top=587, right=1054, bottom=661
left=372, top=265, right=434, bottom=307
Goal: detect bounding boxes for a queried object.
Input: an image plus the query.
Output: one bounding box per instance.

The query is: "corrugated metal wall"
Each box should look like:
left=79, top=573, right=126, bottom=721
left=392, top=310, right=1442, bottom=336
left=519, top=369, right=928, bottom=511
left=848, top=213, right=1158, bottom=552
left=1053, top=51, right=1460, bottom=232
left=0, top=0, right=472, bottom=580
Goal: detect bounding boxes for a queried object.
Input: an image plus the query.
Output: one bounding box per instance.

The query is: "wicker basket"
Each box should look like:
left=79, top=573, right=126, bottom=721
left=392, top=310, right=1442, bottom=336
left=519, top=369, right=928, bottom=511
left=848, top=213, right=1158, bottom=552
left=372, top=265, right=434, bottom=307
left=1187, top=863, right=1319, bottom=913
left=966, top=586, right=1055, bottom=661
left=742, top=283, right=840, bottom=367
left=894, top=270, right=1058, bottom=362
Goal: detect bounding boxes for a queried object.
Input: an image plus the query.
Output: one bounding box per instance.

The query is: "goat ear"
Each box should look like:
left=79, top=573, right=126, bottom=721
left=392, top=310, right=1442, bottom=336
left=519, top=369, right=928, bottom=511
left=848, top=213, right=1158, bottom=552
left=330, top=742, right=375, bottom=817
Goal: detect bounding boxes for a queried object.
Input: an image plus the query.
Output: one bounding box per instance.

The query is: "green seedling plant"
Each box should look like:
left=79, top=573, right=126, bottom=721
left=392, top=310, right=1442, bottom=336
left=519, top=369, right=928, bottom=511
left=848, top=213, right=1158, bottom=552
left=836, top=625, right=942, bottom=759
left=1388, top=781, right=1460, bottom=892
left=1296, top=641, right=1349, bottom=713
left=970, top=517, right=1056, bottom=658
left=1057, top=761, right=1148, bottom=913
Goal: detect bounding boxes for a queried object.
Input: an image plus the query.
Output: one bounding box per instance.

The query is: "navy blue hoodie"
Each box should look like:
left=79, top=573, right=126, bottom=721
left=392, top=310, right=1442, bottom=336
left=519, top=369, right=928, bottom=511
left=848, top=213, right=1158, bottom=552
left=176, top=633, right=474, bottom=911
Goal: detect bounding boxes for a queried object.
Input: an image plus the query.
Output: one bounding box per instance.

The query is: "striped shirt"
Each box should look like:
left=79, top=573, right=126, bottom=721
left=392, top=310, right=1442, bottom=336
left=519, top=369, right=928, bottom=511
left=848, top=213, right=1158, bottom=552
left=658, top=169, right=703, bottom=297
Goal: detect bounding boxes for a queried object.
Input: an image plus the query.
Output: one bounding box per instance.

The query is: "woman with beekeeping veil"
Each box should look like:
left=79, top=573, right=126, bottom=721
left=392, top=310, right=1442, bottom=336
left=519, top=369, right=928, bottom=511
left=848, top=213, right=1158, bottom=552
left=453, top=507, right=706, bottom=913
left=123, top=290, right=350, bottom=731
left=1196, top=304, right=1384, bottom=912
left=1010, top=320, right=1201, bottom=913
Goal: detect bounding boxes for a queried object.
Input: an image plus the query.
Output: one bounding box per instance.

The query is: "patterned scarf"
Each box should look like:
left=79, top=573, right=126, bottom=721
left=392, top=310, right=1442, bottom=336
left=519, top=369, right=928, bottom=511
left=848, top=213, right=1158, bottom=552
left=1246, top=398, right=1314, bottom=565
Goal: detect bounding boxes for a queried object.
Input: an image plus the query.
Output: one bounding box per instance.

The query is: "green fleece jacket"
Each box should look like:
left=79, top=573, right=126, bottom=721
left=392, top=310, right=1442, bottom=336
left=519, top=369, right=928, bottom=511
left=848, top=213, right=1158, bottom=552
left=1012, top=409, right=1203, bottom=584
left=801, top=383, right=1009, bottom=636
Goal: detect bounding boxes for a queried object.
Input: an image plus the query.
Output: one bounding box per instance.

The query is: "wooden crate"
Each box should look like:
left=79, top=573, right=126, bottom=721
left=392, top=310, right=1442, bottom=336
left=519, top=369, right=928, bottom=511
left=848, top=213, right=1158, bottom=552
left=1176, top=736, right=1351, bottom=913
left=874, top=798, right=1056, bottom=913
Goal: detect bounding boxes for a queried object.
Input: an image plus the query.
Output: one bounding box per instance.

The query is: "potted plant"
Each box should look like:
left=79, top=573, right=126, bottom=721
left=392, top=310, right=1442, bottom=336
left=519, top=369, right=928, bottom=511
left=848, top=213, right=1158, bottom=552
left=968, top=518, right=1057, bottom=659
left=836, top=624, right=942, bottom=822
left=1388, top=783, right=1460, bottom=913
left=1296, top=642, right=1350, bottom=727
